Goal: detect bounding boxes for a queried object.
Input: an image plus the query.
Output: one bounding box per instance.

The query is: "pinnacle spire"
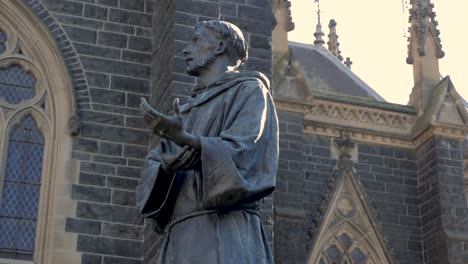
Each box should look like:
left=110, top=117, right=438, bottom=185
left=313, top=0, right=325, bottom=47
left=406, top=0, right=444, bottom=64
left=406, top=0, right=445, bottom=113
left=327, top=19, right=343, bottom=61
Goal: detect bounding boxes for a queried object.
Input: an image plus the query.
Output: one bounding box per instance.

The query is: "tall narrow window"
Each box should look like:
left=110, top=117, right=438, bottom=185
left=0, top=3, right=76, bottom=262
left=0, top=116, right=44, bottom=260
left=0, top=25, right=46, bottom=262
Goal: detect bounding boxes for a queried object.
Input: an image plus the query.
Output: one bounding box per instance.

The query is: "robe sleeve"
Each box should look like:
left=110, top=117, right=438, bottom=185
left=198, top=80, right=279, bottom=209
left=135, top=140, right=180, bottom=234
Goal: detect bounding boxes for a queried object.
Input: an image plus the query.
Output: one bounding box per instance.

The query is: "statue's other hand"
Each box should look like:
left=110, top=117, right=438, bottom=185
left=140, top=98, right=185, bottom=143
left=160, top=146, right=199, bottom=173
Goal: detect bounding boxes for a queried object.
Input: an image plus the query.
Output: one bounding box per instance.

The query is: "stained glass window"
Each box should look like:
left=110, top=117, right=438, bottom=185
left=0, top=116, right=44, bottom=260
left=0, top=30, right=6, bottom=54
left=0, top=64, right=36, bottom=104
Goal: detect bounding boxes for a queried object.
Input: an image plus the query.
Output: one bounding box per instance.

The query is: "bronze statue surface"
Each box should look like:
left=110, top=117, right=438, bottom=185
left=136, top=20, right=278, bottom=264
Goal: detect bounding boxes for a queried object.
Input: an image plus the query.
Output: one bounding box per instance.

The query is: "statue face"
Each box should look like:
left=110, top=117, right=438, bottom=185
left=183, top=26, right=219, bottom=77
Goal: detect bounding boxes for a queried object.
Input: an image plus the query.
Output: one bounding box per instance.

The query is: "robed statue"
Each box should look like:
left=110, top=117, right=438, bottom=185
left=136, top=20, right=278, bottom=264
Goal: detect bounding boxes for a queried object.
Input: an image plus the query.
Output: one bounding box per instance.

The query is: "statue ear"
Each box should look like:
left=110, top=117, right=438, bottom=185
left=215, top=40, right=227, bottom=55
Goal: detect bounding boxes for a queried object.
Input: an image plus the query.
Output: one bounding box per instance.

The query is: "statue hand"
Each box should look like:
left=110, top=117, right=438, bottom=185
left=140, top=98, right=186, bottom=146
left=160, top=145, right=199, bottom=172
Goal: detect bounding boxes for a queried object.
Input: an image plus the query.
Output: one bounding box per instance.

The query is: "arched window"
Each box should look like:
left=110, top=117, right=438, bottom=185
left=0, top=2, right=76, bottom=263
left=0, top=26, right=47, bottom=261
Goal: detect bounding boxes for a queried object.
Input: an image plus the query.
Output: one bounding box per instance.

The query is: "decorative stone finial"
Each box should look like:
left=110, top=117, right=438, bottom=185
left=406, top=0, right=444, bottom=64
left=283, top=0, right=295, bottom=32
left=313, top=0, right=325, bottom=47
left=334, top=136, right=355, bottom=160
left=327, top=19, right=343, bottom=61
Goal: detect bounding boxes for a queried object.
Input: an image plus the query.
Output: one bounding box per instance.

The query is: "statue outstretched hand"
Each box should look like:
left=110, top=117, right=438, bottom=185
left=140, top=98, right=200, bottom=150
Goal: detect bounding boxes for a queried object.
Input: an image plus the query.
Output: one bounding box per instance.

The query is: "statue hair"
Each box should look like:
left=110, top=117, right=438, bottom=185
left=195, top=20, right=248, bottom=69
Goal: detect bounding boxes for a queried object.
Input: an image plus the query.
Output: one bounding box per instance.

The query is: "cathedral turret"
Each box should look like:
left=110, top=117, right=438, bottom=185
left=406, top=0, right=445, bottom=113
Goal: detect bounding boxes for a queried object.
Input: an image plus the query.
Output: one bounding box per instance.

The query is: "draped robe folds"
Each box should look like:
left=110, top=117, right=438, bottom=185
left=136, top=71, right=279, bottom=264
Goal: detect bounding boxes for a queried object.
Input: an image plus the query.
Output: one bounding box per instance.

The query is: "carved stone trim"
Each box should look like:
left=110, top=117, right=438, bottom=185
left=274, top=97, right=312, bottom=113
left=304, top=99, right=416, bottom=136
left=333, top=137, right=356, bottom=161
left=67, top=115, right=81, bottom=136
left=275, top=97, right=467, bottom=148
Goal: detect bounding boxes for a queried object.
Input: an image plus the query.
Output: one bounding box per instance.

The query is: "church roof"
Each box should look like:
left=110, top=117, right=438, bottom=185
left=288, top=41, right=385, bottom=101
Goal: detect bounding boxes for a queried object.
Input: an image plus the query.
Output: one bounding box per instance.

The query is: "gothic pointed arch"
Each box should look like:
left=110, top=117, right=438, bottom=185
left=19, top=0, right=91, bottom=115
left=307, top=138, right=396, bottom=264
left=0, top=1, right=76, bottom=263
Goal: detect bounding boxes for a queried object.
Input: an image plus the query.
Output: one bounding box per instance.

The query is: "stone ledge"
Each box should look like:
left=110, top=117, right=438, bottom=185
left=274, top=206, right=306, bottom=220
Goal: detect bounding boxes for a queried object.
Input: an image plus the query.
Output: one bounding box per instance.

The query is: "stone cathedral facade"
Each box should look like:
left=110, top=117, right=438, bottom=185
left=0, top=0, right=466, bottom=264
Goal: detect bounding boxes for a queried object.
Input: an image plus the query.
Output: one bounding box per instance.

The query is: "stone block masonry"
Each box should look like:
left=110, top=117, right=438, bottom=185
left=356, top=143, right=422, bottom=264
left=34, top=0, right=154, bottom=263
left=416, top=137, right=468, bottom=264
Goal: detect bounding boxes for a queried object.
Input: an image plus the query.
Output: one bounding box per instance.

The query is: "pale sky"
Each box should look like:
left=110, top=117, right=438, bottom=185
left=288, top=0, right=467, bottom=105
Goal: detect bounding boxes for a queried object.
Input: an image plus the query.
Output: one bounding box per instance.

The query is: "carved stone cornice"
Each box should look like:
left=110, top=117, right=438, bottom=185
left=304, top=98, right=416, bottom=136
left=274, top=97, right=312, bottom=113
left=413, top=124, right=468, bottom=146
left=304, top=123, right=412, bottom=148
left=274, top=96, right=468, bottom=148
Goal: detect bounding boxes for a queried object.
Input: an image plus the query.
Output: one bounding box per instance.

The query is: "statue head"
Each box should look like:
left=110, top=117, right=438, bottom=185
left=182, top=20, right=248, bottom=77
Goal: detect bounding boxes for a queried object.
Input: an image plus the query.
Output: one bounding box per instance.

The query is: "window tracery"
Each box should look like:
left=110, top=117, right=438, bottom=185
left=0, top=22, right=48, bottom=262
left=307, top=157, right=394, bottom=264
left=0, top=2, right=76, bottom=263
left=318, top=232, right=373, bottom=264
left=0, top=64, right=36, bottom=104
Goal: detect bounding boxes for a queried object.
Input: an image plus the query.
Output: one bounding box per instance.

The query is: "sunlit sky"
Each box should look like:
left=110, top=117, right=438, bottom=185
left=288, top=0, right=467, bottom=105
